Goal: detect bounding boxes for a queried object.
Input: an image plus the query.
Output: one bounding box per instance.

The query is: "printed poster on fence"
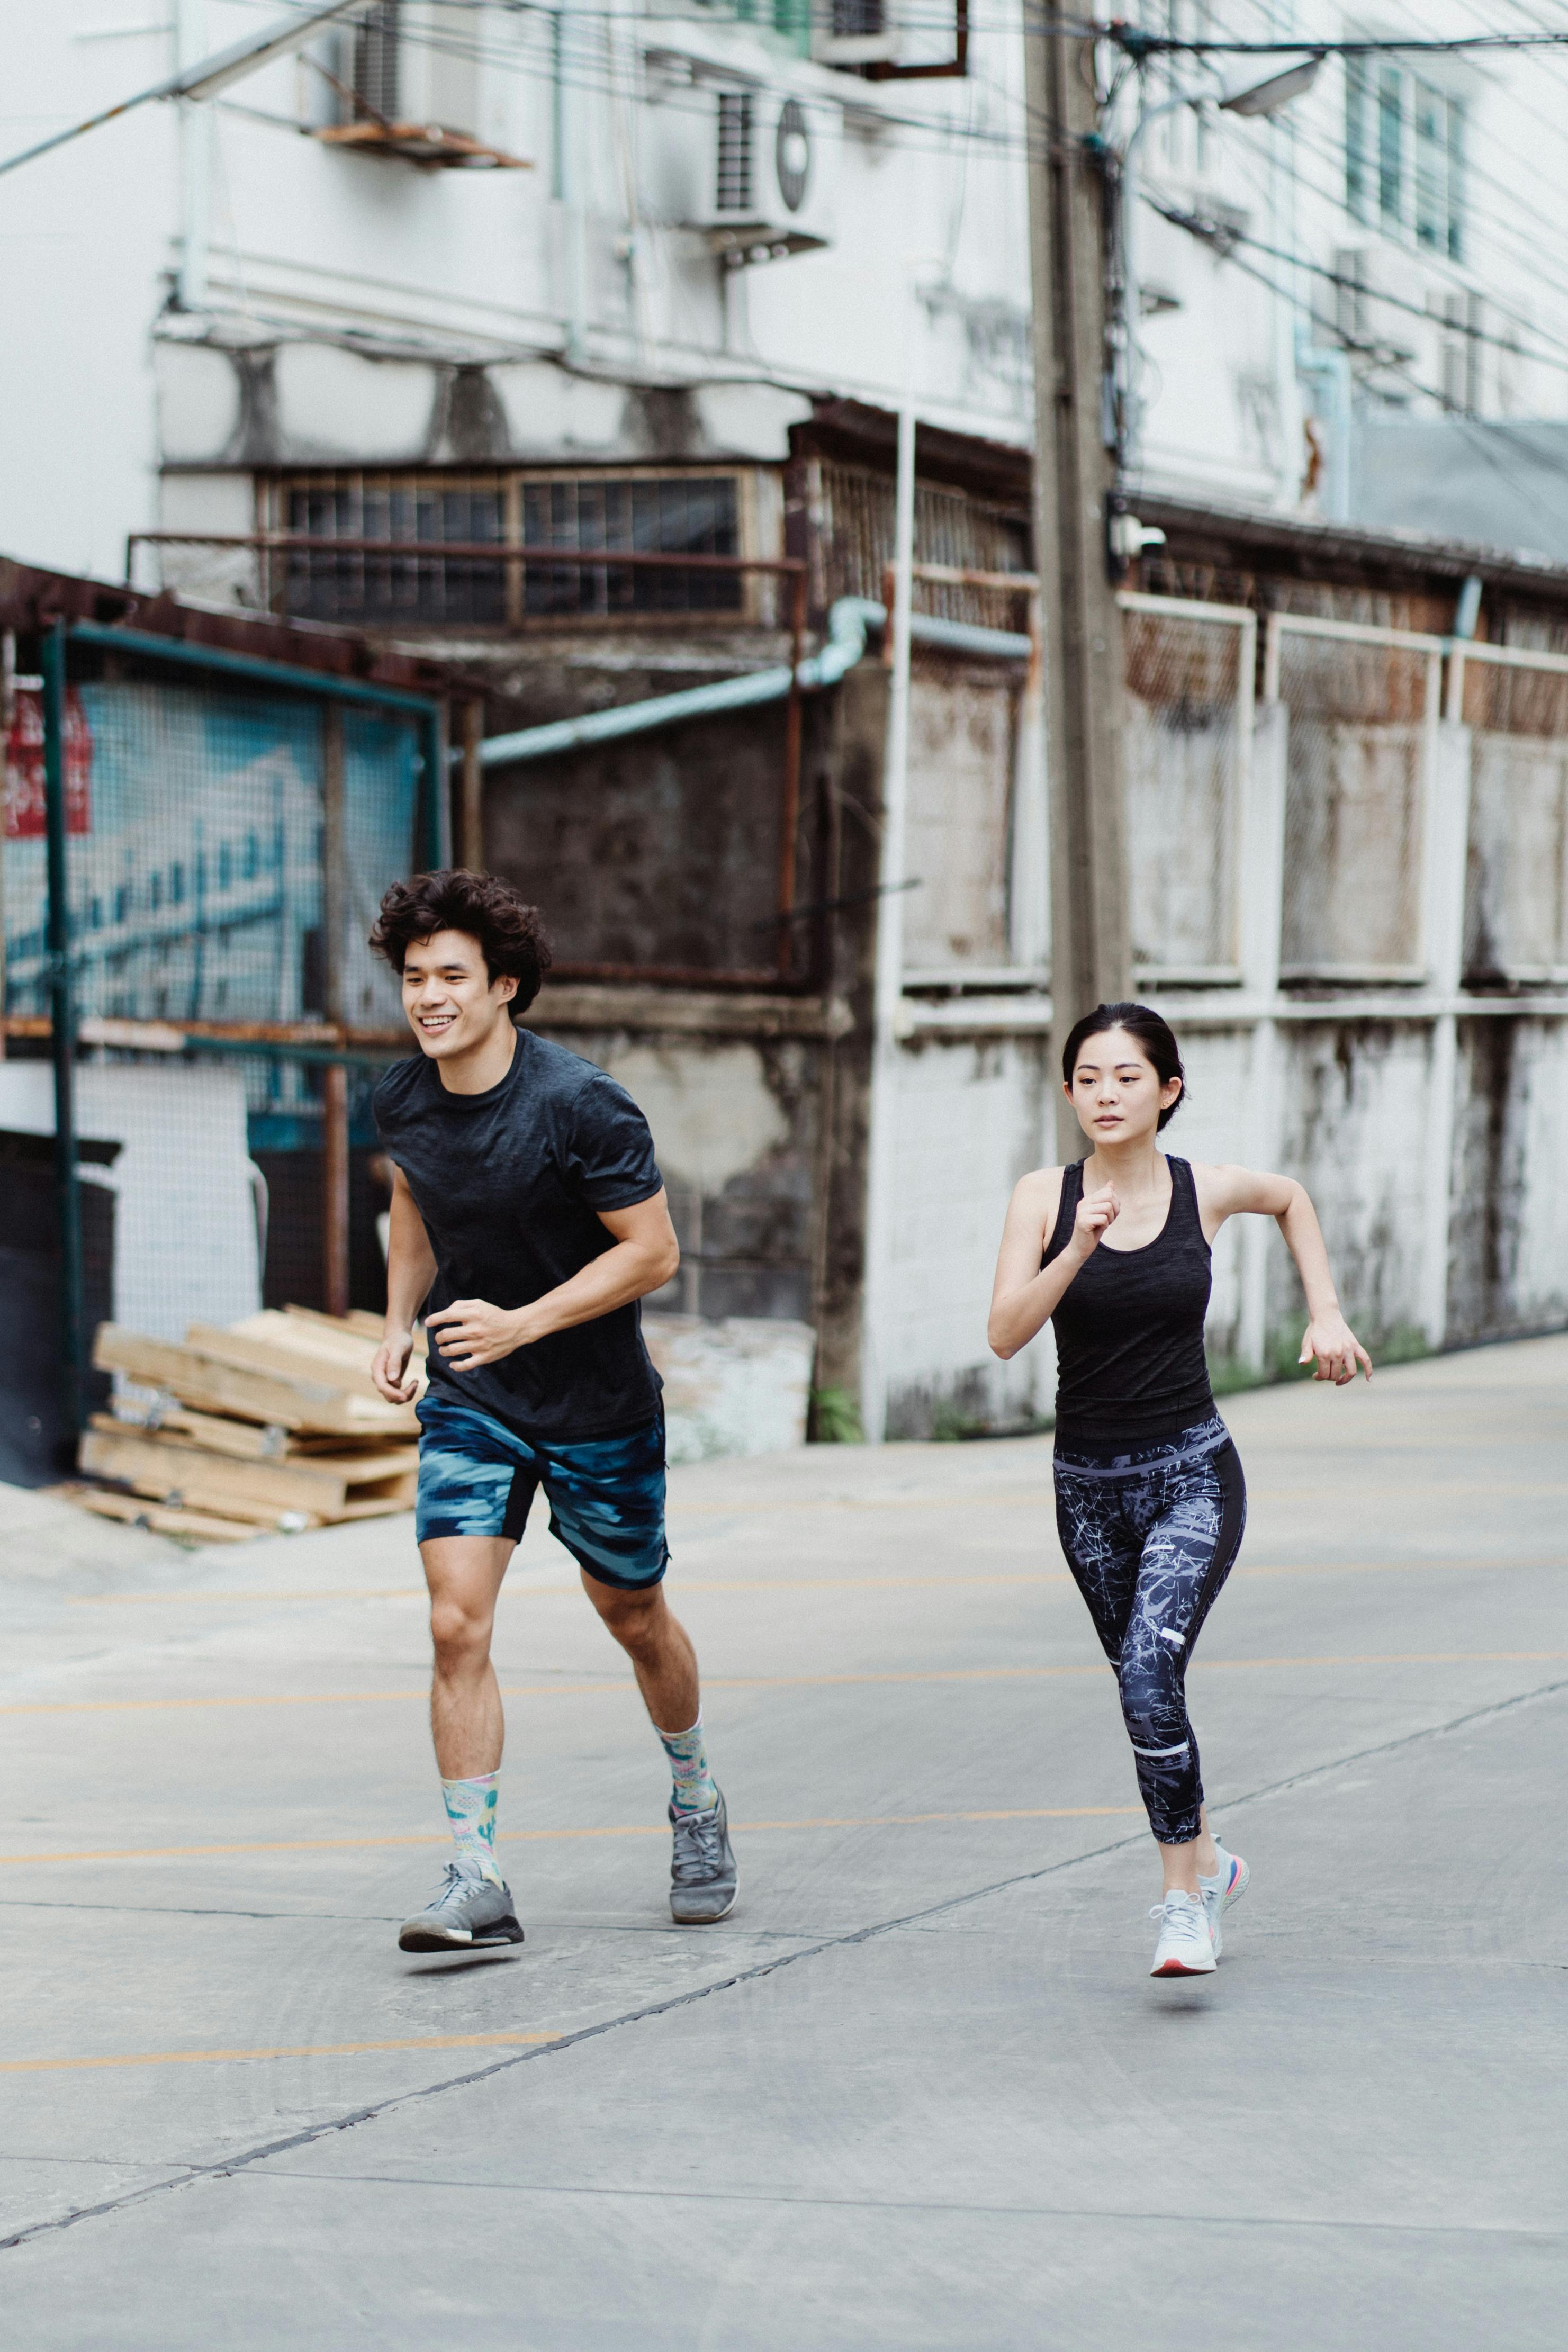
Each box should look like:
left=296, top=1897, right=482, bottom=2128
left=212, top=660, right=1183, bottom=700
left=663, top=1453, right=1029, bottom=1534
left=3, top=686, right=93, bottom=837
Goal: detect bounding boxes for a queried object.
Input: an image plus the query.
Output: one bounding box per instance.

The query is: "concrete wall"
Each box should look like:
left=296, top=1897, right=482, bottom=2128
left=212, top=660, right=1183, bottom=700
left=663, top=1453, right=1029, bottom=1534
left=865, top=591, right=1568, bottom=1439
left=879, top=1032, right=1055, bottom=1439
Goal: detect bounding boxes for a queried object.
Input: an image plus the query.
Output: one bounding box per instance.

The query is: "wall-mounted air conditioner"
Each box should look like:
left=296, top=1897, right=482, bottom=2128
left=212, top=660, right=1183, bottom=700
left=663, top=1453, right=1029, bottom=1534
left=645, top=83, right=839, bottom=265
left=815, top=0, right=900, bottom=69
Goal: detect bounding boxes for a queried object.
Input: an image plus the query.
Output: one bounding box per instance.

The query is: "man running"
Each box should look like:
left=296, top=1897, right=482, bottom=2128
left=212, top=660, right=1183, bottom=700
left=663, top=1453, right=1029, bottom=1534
left=367, top=869, right=737, bottom=1952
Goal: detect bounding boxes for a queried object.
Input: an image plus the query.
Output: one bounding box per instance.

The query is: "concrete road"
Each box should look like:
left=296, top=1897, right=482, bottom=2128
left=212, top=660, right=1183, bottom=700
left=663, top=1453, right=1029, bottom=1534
left=3, top=1338, right=1567, bottom=2347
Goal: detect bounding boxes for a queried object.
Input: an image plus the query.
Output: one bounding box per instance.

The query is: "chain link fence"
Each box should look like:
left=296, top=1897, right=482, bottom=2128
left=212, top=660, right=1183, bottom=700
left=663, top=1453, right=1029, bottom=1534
left=0, top=621, right=441, bottom=1479
left=1120, top=593, right=1254, bottom=985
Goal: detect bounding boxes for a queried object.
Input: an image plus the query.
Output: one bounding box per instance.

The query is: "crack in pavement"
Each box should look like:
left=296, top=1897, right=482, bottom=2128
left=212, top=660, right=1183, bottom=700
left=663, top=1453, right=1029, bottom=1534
left=4, top=1671, right=1564, bottom=2257
left=224, top=2171, right=1568, bottom=2238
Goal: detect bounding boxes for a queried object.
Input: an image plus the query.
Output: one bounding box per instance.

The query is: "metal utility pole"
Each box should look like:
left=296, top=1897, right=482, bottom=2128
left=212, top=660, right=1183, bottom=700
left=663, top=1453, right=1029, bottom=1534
left=1024, top=2, right=1130, bottom=1141
left=320, top=705, right=350, bottom=1320
left=42, top=622, right=86, bottom=1439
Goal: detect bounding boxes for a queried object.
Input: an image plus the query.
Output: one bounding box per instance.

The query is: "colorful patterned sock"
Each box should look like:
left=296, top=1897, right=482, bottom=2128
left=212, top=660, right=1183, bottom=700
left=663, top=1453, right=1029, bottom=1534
left=659, top=1715, right=717, bottom=1815
left=441, top=1770, right=502, bottom=1883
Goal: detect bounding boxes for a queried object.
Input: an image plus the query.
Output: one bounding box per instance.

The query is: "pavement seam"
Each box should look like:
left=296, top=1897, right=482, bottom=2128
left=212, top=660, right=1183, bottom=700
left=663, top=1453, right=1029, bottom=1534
left=5, top=1669, right=1566, bottom=2257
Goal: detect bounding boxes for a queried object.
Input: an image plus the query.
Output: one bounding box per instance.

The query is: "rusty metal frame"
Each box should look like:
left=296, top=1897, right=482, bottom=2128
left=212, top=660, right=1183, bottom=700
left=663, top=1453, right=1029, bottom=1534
left=126, top=536, right=815, bottom=992
left=879, top=558, right=1038, bottom=664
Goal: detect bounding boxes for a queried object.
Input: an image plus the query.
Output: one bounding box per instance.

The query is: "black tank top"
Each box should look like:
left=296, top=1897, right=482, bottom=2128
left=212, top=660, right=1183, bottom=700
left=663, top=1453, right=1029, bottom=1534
left=1042, top=1156, right=1215, bottom=1445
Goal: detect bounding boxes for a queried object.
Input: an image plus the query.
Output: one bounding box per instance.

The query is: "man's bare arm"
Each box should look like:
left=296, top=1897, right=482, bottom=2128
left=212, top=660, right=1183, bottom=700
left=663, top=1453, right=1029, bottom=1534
left=424, top=1191, right=681, bottom=1372
left=371, top=1166, right=437, bottom=1403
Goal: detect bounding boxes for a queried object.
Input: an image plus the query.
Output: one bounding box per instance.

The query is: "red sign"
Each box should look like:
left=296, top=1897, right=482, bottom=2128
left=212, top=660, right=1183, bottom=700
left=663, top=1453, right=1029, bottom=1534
left=4, top=686, right=92, bottom=838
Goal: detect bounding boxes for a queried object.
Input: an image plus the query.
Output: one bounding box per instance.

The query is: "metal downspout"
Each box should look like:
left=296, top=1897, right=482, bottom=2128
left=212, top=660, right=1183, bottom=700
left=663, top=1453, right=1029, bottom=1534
left=473, top=599, right=1033, bottom=770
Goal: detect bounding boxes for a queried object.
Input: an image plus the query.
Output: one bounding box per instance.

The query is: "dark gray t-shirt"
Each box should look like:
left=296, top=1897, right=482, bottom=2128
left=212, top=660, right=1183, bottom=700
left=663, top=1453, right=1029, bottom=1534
left=373, top=1028, right=664, bottom=1443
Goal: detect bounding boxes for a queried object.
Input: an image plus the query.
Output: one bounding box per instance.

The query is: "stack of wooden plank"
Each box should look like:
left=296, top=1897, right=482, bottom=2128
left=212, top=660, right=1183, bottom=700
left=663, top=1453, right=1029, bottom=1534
left=74, top=1308, right=426, bottom=1544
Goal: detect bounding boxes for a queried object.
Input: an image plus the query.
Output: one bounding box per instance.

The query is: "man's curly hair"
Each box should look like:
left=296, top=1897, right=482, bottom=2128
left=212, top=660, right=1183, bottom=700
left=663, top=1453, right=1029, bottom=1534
left=370, top=870, right=553, bottom=1013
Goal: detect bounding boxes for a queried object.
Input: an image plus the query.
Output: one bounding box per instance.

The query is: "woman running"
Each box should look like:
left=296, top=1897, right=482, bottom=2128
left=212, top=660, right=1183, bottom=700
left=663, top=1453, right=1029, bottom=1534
left=988, top=1002, right=1371, bottom=1979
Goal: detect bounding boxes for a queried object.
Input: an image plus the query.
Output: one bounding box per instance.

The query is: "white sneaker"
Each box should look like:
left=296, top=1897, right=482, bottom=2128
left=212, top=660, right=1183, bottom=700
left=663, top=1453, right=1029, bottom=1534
left=1149, top=1889, right=1216, bottom=1977
left=1198, top=1841, right=1250, bottom=1960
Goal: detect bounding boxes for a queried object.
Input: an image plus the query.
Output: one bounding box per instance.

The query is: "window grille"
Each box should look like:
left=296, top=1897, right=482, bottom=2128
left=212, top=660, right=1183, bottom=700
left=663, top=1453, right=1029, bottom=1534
left=812, top=462, right=1031, bottom=633
left=1345, top=58, right=1369, bottom=222
left=1351, top=60, right=1466, bottom=263
left=716, top=91, right=753, bottom=212
left=520, top=477, right=742, bottom=616
left=353, top=1, right=402, bottom=121
left=262, top=470, right=746, bottom=625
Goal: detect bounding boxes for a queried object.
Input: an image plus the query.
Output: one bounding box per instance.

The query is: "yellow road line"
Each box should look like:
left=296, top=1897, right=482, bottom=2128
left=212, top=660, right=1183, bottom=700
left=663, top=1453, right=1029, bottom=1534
left=1, top=1685, right=504, bottom=1718
left=8, top=1645, right=1568, bottom=1722
left=0, top=2032, right=559, bottom=2076
left=67, top=1573, right=1067, bottom=1607
left=63, top=1555, right=1568, bottom=1608
left=0, top=1805, right=1144, bottom=1868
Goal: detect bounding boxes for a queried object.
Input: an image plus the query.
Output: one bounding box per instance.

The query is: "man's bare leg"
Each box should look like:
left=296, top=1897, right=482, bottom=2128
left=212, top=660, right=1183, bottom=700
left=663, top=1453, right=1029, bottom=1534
left=580, top=1570, right=736, bottom=1922
left=423, top=1534, right=514, bottom=1777
left=577, top=1572, right=699, bottom=1734
left=398, top=1535, right=522, bottom=1951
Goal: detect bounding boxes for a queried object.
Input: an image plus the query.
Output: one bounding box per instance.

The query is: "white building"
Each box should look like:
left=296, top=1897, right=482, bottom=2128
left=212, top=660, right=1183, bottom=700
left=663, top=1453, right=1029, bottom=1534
left=4, top=9, right=1565, bottom=573
left=0, top=0, right=1032, bottom=583
left=7, top=6, right=1568, bottom=1444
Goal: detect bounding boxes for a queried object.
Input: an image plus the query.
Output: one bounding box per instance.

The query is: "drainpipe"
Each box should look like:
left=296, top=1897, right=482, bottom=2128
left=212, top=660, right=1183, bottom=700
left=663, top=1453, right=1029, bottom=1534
left=1295, top=328, right=1353, bottom=524
left=176, top=0, right=211, bottom=312
left=555, top=0, right=588, bottom=365
left=472, top=600, right=1030, bottom=769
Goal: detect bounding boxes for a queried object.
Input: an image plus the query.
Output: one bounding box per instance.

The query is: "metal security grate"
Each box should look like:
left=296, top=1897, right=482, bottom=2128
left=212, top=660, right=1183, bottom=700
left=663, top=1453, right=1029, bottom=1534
left=282, top=479, right=506, bottom=625
left=1121, top=594, right=1254, bottom=984
left=520, top=476, right=742, bottom=616
left=1456, top=641, right=1568, bottom=983
left=1269, top=615, right=1443, bottom=983
left=716, top=91, right=754, bottom=213
left=353, top=1, right=402, bottom=121
left=245, top=470, right=747, bottom=626
left=811, top=461, right=1032, bottom=633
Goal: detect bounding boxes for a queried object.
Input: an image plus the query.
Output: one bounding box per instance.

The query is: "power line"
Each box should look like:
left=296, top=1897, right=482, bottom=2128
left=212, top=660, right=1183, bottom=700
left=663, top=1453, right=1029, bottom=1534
left=1109, top=28, right=1568, bottom=58
left=1139, top=214, right=1568, bottom=536
left=1142, top=193, right=1568, bottom=386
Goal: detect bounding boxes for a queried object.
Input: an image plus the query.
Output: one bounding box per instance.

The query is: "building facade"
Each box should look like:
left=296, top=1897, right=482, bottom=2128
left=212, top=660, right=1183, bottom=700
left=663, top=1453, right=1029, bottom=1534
left=6, top=6, right=1568, bottom=1444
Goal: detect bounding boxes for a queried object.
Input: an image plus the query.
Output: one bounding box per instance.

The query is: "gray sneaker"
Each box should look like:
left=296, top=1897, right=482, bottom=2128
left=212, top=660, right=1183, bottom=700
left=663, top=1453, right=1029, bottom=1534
left=669, top=1790, right=738, bottom=1925
left=398, top=1858, right=525, bottom=1953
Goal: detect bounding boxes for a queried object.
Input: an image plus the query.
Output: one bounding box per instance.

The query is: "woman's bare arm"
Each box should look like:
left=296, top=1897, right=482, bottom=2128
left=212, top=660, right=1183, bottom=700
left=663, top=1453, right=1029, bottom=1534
left=988, top=1167, right=1122, bottom=1361
left=1194, top=1164, right=1372, bottom=1385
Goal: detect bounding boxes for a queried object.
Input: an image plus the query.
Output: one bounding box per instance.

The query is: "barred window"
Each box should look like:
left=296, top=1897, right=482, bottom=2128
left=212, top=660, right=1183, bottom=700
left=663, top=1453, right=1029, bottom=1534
left=266, top=469, right=746, bottom=626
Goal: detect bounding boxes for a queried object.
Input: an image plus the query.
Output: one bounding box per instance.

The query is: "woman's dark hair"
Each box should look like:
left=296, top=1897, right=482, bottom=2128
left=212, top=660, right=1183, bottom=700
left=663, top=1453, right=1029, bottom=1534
left=370, top=869, right=552, bottom=1013
left=1061, top=1001, right=1186, bottom=1131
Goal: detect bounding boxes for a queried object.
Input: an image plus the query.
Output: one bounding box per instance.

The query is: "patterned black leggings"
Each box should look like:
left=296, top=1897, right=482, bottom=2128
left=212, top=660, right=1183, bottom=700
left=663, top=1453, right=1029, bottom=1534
left=1053, top=1416, right=1247, bottom=1844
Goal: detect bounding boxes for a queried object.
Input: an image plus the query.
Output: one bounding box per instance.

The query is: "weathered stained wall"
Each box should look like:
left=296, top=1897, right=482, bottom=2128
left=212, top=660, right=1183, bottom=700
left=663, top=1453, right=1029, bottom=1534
left=494, top=661, right=887, bottom=1423
left=902, top=665, right=1017, bottom=971
left=880, top=1031, right=1056, bottom=1440
left=1448, top=1017, right=1568, bottom=1344
left=1266, top=1022, right=1440, bottom=1363
left=523, top=1020, right=823, bottom=1327
left=487, top=702, right=808, bottom=977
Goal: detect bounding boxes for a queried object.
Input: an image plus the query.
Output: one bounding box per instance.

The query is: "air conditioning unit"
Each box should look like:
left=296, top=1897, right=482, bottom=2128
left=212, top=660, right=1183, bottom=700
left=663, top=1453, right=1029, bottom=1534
left=815, top=0, right=900, bottom=69
left=670, top=87, right=839, bottom=265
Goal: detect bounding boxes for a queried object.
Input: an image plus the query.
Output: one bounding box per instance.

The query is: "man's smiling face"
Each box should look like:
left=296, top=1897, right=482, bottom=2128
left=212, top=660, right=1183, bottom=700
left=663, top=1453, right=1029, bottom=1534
left=400, top=927, right=517, bottom=1060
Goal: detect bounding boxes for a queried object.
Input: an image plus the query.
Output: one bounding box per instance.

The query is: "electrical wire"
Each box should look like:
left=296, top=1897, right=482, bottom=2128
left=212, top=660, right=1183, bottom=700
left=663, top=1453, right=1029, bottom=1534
left=1140, top=194, right=1568, bottom=385
left=1144, top=205, right=1568, bottom=536
left=209, top=0, right=1568, bottom=416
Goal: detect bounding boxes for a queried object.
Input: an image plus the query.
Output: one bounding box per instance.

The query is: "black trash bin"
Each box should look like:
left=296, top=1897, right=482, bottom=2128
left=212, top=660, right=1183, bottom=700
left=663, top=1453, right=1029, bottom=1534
left=0, top=1128, right=119, bottom=1486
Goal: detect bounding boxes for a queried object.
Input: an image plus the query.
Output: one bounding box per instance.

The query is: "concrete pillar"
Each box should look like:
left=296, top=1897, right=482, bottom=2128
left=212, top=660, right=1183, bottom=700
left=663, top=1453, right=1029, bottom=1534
left=1417, top=714, right=1474, bottom=1350
left=1238, top=698, right=1288, bottom=1375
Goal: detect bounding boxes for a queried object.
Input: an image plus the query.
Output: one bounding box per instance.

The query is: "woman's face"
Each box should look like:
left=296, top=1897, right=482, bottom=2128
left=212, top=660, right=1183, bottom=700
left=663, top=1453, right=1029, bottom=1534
left=1065, top=1028, right=1182, bottom=1146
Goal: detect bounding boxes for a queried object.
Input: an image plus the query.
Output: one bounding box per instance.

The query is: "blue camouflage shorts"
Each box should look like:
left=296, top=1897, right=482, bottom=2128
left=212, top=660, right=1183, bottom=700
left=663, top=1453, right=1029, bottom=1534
left=414, top=1389, right=669, bottom=1590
